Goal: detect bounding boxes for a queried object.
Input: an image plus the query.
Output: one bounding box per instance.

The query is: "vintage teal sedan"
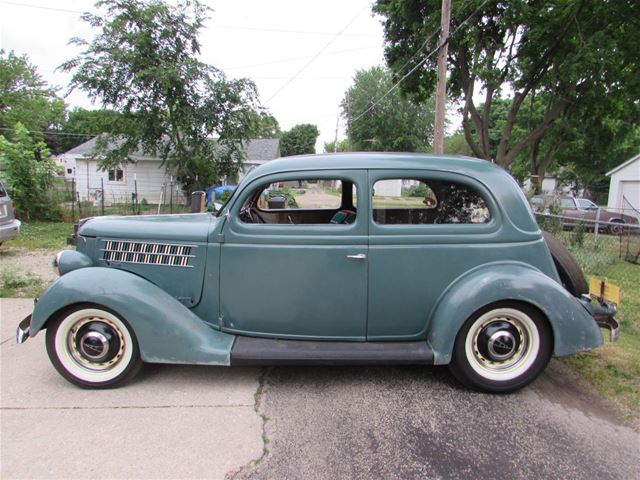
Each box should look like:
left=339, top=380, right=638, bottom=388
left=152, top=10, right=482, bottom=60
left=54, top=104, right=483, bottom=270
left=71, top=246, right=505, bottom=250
left=16, top=153, right=618, bottom=392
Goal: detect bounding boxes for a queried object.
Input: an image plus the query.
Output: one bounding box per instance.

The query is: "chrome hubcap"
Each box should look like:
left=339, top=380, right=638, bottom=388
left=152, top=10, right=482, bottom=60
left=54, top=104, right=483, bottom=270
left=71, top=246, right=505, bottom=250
left=465, top=308, right=540, bottom=381
left=68, top=317, right=125, bottom=371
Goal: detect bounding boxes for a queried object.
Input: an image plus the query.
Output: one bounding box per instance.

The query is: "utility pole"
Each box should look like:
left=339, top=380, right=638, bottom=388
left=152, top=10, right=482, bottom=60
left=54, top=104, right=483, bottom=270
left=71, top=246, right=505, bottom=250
left=347, top=91, right=353, bottom=152
left=333, top=114, right=340, bottom=153
left=433, top=0, right=451, bottom=154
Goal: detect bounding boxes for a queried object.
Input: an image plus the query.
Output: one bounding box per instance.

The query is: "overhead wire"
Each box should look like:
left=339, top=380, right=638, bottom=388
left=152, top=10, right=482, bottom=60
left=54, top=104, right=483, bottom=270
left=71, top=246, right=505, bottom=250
left=263, top=3, right=370, bottom=104
left=349, top=0, right=491, bottom=126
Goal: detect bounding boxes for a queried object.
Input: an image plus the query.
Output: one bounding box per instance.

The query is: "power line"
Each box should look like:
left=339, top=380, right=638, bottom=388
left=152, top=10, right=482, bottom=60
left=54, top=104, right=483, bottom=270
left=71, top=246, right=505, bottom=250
left=1, top=1, right=377, bottom=37
left=350, top=0, right=491, bottom=126
left=210, top=24, right=378, bottom=38
left=0, top=0, right=84, bottom=14
left=264, top=3, right=370, bottom=104
left=224, top=46, right=377, bottom=71
left=0, top=126, right=96, bottom=137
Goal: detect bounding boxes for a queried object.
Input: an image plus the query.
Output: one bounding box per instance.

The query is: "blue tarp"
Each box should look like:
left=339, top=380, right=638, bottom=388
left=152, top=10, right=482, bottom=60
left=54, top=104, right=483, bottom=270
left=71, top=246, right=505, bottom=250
left=206, top=185, right=237, bottom=204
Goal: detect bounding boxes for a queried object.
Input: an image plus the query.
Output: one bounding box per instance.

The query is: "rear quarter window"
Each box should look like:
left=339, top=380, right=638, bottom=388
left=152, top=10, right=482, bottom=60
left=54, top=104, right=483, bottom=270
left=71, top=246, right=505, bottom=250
left=372, top=178, right=490, bottom=225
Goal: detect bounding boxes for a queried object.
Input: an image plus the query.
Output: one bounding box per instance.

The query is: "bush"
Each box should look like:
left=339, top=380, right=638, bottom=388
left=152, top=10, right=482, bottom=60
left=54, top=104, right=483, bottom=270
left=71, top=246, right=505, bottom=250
left=0, top=123, right=62, bottom=221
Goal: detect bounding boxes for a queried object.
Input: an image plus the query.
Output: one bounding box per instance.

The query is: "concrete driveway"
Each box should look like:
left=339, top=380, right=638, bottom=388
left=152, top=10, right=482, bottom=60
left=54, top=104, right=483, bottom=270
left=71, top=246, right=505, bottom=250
left=0, top=299, right=263, bottom=479
left=2, top=298, right=639, bottom=480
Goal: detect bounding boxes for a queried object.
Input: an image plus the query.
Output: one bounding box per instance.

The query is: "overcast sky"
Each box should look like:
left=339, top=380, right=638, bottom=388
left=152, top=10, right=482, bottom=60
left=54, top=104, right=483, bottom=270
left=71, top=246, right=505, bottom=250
left=0, top=0, right=388, bottom=151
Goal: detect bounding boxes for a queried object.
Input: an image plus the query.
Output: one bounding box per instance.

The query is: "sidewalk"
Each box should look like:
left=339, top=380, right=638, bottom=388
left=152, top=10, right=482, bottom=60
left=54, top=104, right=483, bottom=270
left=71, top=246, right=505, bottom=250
left=0, top=298, right=263, bottom=479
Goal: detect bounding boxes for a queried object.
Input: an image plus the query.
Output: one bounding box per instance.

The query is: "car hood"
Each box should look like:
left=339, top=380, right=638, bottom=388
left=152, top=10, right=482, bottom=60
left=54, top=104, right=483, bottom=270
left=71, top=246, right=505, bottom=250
left=79, top=213, right=215, bottom=242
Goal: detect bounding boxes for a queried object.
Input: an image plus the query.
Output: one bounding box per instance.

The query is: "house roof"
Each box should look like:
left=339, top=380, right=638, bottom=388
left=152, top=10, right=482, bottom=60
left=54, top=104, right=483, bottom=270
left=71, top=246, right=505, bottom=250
left=244, top=138, right=280, bottom=162
left=606, top=153, right=640, bottom=176
left=64, top=136, right=280, bottom=162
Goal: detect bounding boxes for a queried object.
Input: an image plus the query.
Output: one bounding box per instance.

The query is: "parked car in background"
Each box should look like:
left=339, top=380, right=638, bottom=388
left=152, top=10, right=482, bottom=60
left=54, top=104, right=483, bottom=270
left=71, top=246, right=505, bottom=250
left=17, top=154, right=619, bottom=393
left=530, top=195, right=639, bottom=234
left=0, top=180, right=21, bottom=246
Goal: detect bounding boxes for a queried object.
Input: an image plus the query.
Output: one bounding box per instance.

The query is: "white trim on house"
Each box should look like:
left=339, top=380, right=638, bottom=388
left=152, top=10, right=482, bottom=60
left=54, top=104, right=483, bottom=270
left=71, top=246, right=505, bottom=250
left=606, top=153, right=640, bottom=176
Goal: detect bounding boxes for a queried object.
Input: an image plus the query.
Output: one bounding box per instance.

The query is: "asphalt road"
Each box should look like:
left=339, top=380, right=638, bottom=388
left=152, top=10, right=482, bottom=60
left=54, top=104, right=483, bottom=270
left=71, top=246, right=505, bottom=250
left=2, top=298, right=638, bottom=479
left=235, top=363, right=639, bottom=480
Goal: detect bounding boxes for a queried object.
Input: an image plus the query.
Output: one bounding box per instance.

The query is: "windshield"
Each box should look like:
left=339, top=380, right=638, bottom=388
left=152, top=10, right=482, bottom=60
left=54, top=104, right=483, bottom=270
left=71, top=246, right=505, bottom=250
left=216, top=190, right=236, bottom=217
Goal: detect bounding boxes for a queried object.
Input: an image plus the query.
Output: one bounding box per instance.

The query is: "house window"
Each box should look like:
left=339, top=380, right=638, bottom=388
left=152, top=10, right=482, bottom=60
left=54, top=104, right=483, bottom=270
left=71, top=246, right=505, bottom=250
left=66, top=168, right=73, bottom=175
left=372, top=178, right=490, bottom=225
left=108, top=167, right=125, bottom=183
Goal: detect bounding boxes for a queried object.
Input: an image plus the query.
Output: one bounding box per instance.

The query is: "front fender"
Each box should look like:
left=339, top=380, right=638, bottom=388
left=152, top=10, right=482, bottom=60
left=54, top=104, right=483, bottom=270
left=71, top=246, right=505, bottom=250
left=426, top=262, right=602, bottom=364
left=31, top=267, right=235, bottom=365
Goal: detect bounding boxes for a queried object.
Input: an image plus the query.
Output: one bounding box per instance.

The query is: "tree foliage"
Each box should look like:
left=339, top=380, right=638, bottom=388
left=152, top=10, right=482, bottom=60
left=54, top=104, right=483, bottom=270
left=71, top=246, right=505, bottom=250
left=0, top=124, right=62, bottom=220
left=60, top=0, right=259, bottom=192
left=248, top=111, right=281, bottom=139
left=58, top=108, right=124, bottom=152
left=0, top=50, right=65, bottom=142
left=373, top=0, right=640, bottom=168
left=280, top=123, right=319, bottom=156
left=344, top=66, right=435, bottom=152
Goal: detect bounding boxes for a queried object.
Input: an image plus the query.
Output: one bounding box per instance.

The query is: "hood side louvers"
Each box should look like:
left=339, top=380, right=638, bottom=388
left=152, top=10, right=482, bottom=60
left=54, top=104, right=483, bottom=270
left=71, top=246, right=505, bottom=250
left=102, top=240, right=196, bottom=268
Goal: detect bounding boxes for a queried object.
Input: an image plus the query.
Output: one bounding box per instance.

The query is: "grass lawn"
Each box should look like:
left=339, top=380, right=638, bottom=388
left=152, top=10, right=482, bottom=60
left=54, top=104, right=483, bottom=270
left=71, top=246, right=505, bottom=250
left=3, top=222, right=73, bottom=250
left=0, top=268, right=45, bottom=298
left=565, top=260, right=640, bottom=427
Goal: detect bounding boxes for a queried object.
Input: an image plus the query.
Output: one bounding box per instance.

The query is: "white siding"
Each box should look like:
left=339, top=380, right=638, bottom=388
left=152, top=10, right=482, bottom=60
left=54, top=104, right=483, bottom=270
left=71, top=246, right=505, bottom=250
left=74, top=159, right=181, bottom=205
left=607, top=157, right=640, bottom=210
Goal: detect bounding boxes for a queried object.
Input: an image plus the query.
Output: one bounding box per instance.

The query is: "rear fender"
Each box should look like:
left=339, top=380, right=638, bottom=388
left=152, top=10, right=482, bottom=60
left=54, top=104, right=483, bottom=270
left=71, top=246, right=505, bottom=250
left=31, top=268, right=234, bottom=365
left=426, top=262, right=602, bottom=364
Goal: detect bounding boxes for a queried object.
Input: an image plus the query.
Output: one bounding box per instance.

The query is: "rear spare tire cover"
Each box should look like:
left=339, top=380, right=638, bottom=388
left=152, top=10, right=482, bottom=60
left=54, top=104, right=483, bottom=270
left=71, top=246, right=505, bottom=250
left=541, top=230, right=589, bottom=297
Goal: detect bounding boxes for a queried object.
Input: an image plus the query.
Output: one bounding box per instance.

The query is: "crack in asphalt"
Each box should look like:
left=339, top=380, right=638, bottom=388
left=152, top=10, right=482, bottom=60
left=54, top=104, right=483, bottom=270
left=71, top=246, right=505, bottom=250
left=1, top=404, right=254, bottom=411
left=0, top=336, right=13, bottom=345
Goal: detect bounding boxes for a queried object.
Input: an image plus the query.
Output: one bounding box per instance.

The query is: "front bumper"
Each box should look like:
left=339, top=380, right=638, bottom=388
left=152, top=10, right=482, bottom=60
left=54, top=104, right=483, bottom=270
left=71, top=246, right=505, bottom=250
left=0, top=218, right=21, bottom=242
left=16, top=314, right=31, bottom=344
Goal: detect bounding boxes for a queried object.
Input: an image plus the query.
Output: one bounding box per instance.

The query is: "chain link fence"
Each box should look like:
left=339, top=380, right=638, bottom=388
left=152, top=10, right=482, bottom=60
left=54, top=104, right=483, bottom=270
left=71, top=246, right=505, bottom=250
left=535, top=212, right=640, bottom=275
left=55, top=178, right=191, bottom=221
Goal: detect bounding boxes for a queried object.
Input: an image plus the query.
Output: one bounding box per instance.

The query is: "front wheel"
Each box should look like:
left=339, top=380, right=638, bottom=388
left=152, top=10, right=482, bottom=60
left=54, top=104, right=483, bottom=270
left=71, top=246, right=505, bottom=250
left=449, top=303, right=552, bottom=393
left=46, top=305, right=142, bottom=388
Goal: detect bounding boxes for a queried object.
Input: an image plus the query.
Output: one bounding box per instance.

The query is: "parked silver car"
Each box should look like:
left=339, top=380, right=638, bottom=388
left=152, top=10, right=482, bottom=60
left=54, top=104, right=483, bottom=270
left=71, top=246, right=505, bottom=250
left=0, top=181, right=21, bottom=245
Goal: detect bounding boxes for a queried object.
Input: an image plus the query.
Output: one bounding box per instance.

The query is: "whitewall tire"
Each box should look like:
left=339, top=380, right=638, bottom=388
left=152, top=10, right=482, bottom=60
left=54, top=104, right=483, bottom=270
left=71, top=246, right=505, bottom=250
left=449, top=302, right=552, bottom=393
left=46, top=305, right=142, bottom=388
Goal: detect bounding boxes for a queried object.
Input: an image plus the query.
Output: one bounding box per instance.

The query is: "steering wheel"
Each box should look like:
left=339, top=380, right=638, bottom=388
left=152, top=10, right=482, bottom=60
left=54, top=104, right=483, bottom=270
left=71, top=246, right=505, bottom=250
left=248, top=208, right=265, bottom=224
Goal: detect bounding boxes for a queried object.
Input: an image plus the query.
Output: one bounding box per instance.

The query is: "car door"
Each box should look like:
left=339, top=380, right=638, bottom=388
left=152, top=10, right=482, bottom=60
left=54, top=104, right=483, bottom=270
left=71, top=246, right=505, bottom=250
left=366, top=170, right=501, bottom=341
left=219, top=170, right=368, bottom=340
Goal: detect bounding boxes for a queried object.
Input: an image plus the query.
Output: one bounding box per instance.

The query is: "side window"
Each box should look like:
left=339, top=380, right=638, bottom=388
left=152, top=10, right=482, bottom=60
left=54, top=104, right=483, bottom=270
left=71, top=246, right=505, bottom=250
left=560, top=198, right=576, bottom=209
left=372, top=178, right=490, bottom=225
left=240, top=179, right=357, bottom=225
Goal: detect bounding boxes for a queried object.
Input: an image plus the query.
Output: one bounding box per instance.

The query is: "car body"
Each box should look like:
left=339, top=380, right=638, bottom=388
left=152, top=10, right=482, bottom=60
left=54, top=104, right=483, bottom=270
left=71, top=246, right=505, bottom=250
left=17, top=153, right=618, bottom=392
left=0, top=180, right=21, bottom=245
left=530, top=195, right=639, bottom=234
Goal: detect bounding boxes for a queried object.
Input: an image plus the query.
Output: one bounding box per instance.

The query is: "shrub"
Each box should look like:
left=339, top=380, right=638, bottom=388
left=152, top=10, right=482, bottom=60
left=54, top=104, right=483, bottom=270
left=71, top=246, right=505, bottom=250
left=0, top=123, right=62, bottom=221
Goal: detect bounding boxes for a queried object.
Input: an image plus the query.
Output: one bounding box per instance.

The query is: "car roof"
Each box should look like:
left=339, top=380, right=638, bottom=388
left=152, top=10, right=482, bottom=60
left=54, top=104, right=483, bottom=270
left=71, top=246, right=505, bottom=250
left=238, top=153, right=539, bottom=235
left=244, top=152, right=503, bottom=183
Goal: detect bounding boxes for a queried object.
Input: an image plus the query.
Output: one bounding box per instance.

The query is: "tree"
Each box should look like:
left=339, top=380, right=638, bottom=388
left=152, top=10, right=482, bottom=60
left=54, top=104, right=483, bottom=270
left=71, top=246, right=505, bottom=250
left=58, top=108, right=124, bottom=152
left=373, top=1, right=640, bottom=168
left=60, top=0, right=259, bottom=192
left=343, top=66, right=435, bottom=152
left=248, top=111, right=281, bottom=139
left=0, top=50, right=65, bottom=142
left=0, top=123, right=61, bottom=220
left=280, top=124, right=319, bottom=156
left=323, top=139, right=349, bottom=153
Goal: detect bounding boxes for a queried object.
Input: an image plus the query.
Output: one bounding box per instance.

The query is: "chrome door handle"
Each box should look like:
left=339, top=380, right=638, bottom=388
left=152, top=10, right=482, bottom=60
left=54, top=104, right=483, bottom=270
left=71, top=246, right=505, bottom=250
left=346, top=253, right=367, bottom=259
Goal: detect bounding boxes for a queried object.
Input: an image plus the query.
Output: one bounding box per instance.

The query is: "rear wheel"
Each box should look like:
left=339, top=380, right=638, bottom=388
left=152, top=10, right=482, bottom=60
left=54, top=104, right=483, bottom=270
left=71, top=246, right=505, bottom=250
left=46, top=305, right=142, bottom=388
left=542, top=230, right=589, bottom=296
left=449, top=302, right=552, bottom=393
left=608, top=219, right=625, bottom=235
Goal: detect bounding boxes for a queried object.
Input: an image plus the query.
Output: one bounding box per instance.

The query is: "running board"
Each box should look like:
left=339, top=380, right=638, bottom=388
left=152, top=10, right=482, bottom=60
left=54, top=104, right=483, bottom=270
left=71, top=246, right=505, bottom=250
left=230, top=337, right=434, bottom=366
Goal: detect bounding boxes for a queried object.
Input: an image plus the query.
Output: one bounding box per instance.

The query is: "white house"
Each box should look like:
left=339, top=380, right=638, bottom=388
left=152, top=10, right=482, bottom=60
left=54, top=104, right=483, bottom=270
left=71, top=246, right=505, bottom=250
left=606, top=154, right=640, bottom=213
left=55, top=137, right=280, bottom=205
